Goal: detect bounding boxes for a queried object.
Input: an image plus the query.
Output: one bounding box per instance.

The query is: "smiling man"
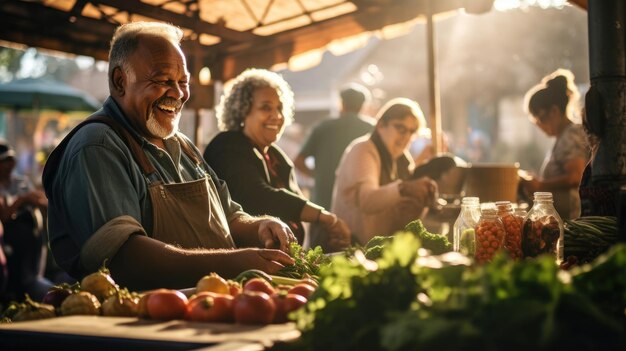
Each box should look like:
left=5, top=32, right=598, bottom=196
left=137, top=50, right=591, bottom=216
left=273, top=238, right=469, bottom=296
left=42, top=22, right=295, bottom=291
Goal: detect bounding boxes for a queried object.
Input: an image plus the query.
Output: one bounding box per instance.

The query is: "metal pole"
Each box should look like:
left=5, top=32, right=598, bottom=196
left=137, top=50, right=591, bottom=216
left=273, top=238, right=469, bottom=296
left=426, top=10, right=442, bottom=155
left=585, top=0, right=626, bottom=221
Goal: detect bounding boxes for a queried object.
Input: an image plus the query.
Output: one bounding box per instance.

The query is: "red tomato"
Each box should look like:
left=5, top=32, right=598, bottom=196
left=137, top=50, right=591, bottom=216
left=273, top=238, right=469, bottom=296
left=185, top=293, right=234, bottom=323
left=243, top=278, right=276, bottom=295
left=233, top=291, right=276, bottom=325
left=227, top=281, right=242, bottom=297
left=287, top=283, right=315, bottom=299
left=298, top=277, right=319, bottom=289
left=137, top=293, right=151, bottom=318
left=146, top=289, right=188, bottom=320
left=271, top=293, right=307, bottom=323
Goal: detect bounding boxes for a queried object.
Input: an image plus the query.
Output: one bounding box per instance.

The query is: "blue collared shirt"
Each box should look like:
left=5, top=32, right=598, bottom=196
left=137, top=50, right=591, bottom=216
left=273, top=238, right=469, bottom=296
left=44, top=97, right=243, bottom=277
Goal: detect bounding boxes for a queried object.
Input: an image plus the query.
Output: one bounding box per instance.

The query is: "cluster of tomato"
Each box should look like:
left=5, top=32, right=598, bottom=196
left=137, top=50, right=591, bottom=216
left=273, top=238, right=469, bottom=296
left=500, top=213, right=523, bottom=259
left=142, top=273, right=315, bottom=325
left=474, top=219, right=506, bottom=264
left=4, top=268, right=315, bottom=326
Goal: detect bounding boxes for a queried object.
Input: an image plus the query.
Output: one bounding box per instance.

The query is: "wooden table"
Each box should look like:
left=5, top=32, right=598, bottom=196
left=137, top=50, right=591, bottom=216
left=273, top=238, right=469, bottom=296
left=0, top=315, right=300, bottom=351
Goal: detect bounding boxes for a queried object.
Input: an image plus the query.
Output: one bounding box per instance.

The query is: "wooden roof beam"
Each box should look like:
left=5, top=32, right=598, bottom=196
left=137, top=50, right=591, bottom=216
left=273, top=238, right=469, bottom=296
left=91, top=0, right=257, bottom=43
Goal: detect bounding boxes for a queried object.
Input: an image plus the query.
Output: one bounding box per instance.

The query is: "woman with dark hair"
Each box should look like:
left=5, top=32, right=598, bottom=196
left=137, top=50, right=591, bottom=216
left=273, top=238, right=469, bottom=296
left=331, top=98, right=438, bottom=245
left=521, top=69, right=590, bottom=219
left=204, top=68, right=351, bottom=251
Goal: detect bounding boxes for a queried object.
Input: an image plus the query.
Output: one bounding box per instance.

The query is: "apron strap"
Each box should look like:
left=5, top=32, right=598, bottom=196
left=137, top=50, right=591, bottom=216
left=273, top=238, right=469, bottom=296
left=178, top=135, right=203, bottom=168
left=43, top=114, right=157, bottom=191
left=88, top=115, right=156, bottom=176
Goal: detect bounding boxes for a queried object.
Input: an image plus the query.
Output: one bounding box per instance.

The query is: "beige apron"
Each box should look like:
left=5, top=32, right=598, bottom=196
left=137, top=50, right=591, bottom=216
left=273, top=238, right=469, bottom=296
left=90, top=115, right=236, bottom=250
left=149, top=175, right=235, bottom=249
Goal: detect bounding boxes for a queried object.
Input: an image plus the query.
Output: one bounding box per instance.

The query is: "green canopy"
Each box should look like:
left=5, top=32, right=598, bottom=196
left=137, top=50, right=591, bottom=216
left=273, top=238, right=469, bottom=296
left=0, top=77, right=101, bottom=112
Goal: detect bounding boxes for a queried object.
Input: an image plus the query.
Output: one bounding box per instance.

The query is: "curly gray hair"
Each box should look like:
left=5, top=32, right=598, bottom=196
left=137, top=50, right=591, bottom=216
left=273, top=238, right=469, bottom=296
left=216, top=68, right=295, bottom=131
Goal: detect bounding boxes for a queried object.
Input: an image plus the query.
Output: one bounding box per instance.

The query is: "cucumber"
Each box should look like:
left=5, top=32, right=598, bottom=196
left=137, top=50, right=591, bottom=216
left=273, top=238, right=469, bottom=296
left=234, top=269, right=273, bottom=285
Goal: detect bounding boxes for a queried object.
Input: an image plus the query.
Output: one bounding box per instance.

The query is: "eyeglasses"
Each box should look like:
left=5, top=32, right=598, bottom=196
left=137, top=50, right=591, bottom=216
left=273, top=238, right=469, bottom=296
left=390, top=123, right=418, bottom=136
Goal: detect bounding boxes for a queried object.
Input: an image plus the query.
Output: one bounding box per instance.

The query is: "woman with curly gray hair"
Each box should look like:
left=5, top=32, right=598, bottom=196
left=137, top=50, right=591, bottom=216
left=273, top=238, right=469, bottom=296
left=204, top=68, right=351, bottom=251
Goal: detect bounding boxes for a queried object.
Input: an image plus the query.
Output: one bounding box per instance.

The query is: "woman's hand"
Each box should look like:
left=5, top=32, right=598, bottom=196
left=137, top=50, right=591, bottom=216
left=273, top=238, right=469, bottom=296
left=257, top=217, right=297, bottom=252
left=520, top=177, right=541, bottom=197
left=399, top=177, right=438, bottom=205
left=23, top=190, right=48, bottom=208
left=324, top=218, right=351, bottom=251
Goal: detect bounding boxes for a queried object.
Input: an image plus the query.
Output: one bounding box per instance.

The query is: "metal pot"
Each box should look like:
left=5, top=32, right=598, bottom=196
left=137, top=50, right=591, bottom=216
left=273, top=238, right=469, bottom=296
left=463, top=163, right=520, bottom=203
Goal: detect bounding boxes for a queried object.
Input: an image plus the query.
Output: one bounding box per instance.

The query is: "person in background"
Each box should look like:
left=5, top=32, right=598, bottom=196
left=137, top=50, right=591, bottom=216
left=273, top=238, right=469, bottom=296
left=43, top=22, right=295, bottom=292
left=521, top=68, right=590, bottom=219
left=332, top=98, right=438, bottom=245
left=295, top=84, right=375, bottom=210
left=578, top=89, right=617, bottom=217
left=0, top=142, right=52, bottom=302
left=203, top=68, right=351, bottom=252
left=294, top=83, right=375, bottom=248
left=0, top=220, right=6, bottom=303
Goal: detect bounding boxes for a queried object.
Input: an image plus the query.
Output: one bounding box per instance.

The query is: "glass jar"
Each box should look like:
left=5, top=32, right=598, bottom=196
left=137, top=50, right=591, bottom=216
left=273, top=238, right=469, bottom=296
left=453, top=197, right=481, bottom=257
left=495, top=201, right=523, bottom=260
left=475, top=205, right=506, bottom=264
left=521, top=192, right=564, bottom=260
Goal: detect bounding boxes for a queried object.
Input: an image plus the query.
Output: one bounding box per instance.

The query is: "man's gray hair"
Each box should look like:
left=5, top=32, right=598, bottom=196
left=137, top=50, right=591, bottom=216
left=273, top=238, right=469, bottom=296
left=108, top=22, right=183, bottom=85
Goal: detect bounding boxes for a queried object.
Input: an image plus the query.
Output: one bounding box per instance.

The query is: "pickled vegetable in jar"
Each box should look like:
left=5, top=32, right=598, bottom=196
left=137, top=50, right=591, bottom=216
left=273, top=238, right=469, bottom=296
left=453, top=197, right=481, bottom=256
left=521, top=192, right=564, bottom=260
left=475, top=205, right=506, bottom=264
left=495, top=201, right=523, bottom=260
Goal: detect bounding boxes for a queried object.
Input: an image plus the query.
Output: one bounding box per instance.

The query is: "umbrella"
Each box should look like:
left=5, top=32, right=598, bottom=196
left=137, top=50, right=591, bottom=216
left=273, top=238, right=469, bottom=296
left=0, top=77, right=101, bottom=112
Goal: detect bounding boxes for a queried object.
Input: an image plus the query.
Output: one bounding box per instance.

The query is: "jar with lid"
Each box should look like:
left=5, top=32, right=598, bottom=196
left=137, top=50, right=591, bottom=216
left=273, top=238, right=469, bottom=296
left=495, top=201, right=523, bottom=260
left=475, top=204, right=506, bottom=264
left=521, top=192, right=564, bottom=260
left=453, top=197, right=480, bottom=257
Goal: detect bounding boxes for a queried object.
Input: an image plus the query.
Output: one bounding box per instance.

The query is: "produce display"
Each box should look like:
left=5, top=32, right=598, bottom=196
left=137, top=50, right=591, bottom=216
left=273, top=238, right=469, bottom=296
left=1, top=262, right=317, bottom=326
left=563, top=216, right=620, bottom=264
left=276, top=232, right=626, bottom=351
left=1, top=216, right=623, bottom=351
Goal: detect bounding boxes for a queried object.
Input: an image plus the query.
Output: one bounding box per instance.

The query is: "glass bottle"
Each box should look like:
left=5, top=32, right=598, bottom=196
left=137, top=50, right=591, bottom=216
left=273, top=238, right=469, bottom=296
left=453, top=197, right=480, bottom=257
left=495, top=201, right=523, bottom=260
left=475, top=205, right=506, bottom=264
left=521, top=192, right=564, bottom=261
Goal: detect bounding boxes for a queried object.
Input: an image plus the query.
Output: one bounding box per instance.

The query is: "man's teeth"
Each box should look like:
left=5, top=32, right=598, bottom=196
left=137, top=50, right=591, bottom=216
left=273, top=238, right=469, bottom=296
left=158, top=104, right=176, bottom=112
left=265, top=125, right=279, bottom=130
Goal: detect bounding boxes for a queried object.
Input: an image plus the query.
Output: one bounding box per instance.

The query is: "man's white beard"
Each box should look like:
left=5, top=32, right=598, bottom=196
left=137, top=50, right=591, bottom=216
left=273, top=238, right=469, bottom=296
left=147, top=110, right=179, bottom=139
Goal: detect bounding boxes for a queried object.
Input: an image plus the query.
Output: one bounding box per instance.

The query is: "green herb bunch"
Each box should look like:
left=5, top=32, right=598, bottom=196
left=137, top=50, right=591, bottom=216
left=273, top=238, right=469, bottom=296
left=275, top=233, right=626, bottom=351
left=277, top=242, right=330, bottom=279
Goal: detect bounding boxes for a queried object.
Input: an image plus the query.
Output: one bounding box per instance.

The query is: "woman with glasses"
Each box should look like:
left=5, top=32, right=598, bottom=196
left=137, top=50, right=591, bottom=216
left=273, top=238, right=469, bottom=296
left=331, top=98, right=438, bottom=245
left=521, top=69, right=590, bottom=219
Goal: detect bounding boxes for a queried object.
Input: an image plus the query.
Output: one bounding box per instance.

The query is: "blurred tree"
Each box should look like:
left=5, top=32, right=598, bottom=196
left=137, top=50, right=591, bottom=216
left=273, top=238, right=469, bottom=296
left=0, top=48, right=26, bottom=82
left=0, top=47, right=81, bottom=82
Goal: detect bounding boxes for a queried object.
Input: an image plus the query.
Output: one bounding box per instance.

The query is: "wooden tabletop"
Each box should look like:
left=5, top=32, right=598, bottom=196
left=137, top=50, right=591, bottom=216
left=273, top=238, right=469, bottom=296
left=0, top=315, right=300, bottom=351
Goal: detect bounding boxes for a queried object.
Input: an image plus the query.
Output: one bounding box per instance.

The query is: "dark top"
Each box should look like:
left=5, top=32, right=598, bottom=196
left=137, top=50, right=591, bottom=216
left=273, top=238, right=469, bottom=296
left=204, top=131, right=307, bottom=243
left=298, top=113, right=375, bottom=209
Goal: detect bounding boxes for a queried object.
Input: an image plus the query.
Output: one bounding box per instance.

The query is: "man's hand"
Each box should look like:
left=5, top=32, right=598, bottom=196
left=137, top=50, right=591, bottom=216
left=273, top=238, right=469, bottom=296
left=233, top=248, right=295, bottom=275
left=257, top=218, right=297, bottom=252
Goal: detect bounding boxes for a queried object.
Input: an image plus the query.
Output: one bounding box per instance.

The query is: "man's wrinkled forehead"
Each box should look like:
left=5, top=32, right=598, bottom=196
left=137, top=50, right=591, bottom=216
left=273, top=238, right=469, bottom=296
left=130, top=36, right=189, bottom=73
